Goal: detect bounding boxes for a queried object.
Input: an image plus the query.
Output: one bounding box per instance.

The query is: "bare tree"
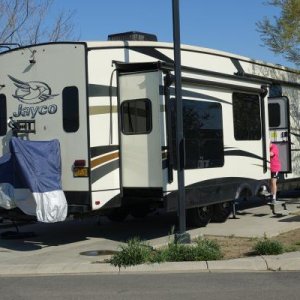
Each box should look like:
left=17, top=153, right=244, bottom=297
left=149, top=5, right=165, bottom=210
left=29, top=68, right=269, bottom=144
left=0, top=0, right=78, bottom=48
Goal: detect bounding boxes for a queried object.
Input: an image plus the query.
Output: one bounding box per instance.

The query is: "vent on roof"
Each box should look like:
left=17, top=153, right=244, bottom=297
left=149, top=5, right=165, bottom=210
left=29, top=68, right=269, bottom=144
left=107, top=31, right=157, bottom=42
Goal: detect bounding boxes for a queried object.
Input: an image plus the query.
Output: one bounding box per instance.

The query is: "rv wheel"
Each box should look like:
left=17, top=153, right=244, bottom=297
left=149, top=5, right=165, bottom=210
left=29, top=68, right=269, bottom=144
left=211, top=202, right=231, bottom=223
left=187, top=206, right=212, bottom=228
left=107, top=208, right=129, bottom=222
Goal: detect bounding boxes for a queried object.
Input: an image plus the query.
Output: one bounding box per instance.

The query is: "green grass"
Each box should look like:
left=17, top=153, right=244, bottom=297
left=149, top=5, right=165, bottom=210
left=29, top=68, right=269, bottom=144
left=109, top=237, right=223, bottom=268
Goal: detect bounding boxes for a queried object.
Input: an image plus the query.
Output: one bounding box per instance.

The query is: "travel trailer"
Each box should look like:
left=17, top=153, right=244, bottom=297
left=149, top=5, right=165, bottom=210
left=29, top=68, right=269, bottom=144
left=0, top=32, right=299, bottom=226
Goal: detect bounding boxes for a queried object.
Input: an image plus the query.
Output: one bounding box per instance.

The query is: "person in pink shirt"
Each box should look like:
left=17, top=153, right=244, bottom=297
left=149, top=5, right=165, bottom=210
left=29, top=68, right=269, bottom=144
left=270, top=143, right=281, bottom=204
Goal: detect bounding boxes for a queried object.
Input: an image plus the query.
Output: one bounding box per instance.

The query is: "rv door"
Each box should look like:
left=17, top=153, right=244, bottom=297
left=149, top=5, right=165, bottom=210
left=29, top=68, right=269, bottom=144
left=268, top=97, right=291, bottom=172
left=118, top=70, right=163, bottom=197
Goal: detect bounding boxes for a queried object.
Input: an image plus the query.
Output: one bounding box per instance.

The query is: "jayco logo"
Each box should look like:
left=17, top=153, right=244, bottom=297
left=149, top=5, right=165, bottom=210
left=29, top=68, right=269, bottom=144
left=8, top=75, right=59, bottom=118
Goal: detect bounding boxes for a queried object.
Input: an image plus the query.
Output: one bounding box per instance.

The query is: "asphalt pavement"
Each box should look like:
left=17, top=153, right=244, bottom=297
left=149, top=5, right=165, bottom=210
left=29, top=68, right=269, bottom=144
left=1, top=193, right=300, bottom=275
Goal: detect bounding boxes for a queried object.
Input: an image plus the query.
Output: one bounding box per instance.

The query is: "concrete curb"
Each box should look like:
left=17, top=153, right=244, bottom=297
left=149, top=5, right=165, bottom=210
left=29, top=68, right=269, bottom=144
left=1, top=252, right=300, bottom=276
left=263, top=252, right=300, bottom=271
left=207, top=257, right=267, bottom=272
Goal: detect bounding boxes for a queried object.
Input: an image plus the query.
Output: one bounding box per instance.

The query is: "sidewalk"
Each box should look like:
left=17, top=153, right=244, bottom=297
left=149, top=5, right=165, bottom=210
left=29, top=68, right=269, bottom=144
left=1, top=196, right=300, bottom=276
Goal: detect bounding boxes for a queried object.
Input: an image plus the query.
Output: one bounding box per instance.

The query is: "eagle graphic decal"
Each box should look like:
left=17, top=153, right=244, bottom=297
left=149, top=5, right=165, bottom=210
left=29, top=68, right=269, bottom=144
left=8, top=75, right=59, bottom=104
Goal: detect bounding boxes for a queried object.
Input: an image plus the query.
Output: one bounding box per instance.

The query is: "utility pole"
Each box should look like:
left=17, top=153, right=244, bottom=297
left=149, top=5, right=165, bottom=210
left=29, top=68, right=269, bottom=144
left=172, top=0, right=190, bottom=243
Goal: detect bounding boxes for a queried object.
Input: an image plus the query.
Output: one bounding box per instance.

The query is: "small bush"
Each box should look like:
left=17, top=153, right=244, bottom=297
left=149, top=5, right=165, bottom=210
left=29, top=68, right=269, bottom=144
left=158, top=238, right=223, bottom=262
left=109, top=237, right=152, bottom=268
left=194, top=238, right=223, bottom=261
left=253, top=238, right=284, bottom=255
left=159, top=242, right=194, bottom=262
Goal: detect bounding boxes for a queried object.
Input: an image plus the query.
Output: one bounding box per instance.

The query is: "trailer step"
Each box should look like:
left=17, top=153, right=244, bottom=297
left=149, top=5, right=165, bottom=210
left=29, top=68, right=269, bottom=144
left=267, top=200, right=288, bottom=215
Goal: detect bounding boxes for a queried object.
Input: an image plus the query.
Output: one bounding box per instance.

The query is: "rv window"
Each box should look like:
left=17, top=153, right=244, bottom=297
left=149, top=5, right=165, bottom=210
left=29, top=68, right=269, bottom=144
left=62, top=86, right=79, bottom=133
left=172, top=99, right=224, bottom=169
left=268, top=103, right=281, bottom=128
left=0, top=94, right=7, bottom=136
left=233, top=93, right=261, bottom=140
left=121, top=98, right=152, bottom=134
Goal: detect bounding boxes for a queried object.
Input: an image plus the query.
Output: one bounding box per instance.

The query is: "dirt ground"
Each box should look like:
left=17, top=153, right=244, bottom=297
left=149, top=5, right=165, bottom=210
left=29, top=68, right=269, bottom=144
left=205, top=228, right=300, bottom=259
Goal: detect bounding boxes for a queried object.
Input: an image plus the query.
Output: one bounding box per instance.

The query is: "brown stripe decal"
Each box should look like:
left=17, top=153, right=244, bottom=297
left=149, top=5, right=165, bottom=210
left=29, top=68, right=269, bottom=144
left=89, top=105, right=118, bottom=115
left=91, top=160, right=119, bottom=183
left=91, top=152, right=119, bottom=169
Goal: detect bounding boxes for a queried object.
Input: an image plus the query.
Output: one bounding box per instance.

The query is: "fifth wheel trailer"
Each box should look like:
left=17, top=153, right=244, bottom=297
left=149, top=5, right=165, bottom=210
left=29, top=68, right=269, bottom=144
left=0, top=32, right=299, bottom=226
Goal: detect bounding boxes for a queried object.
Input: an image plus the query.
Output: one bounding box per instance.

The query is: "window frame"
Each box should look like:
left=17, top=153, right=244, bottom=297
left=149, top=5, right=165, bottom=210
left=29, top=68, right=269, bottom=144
left=120, top=98, right=152, bottom=135
left=171, top=98, right=224, bottom=170
left=232, top=92, right=262, bottom=141
left=268, top=102, right=281, bottom=128
left=62, top=86, right=80, bottom=133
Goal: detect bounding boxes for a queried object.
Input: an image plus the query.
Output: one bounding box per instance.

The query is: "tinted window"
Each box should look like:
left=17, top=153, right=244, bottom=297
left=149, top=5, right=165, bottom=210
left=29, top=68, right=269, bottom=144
left=121, top=98, right=152, bottom=134
left=172, top=99, right=224, bottom=169
left=233, top=93, right=261, bottom=140
left=268, top=103, right=280, bottom=128
left=0, top=94, right=7, bottom=136
left=63, top=86, right=79, bottom=133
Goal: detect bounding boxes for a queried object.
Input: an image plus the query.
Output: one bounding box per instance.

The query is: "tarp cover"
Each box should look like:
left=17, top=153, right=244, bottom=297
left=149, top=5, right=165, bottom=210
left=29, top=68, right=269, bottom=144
left=0, top=137, right=67, bottom=223
left=0, top=153, right=15, bottom=210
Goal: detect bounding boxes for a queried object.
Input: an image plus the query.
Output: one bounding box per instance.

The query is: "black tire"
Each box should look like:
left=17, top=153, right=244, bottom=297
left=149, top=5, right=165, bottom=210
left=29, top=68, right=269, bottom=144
left=106, top=208, right=128, bottom=222
left=211, top=202, right=232, bottom=223
left=186, top=206, right=212, bottom=228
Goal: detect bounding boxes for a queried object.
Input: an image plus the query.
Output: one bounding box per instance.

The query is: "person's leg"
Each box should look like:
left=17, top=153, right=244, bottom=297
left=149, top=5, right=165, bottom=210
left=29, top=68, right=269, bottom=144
left=270, top=177, right=277, bottom=203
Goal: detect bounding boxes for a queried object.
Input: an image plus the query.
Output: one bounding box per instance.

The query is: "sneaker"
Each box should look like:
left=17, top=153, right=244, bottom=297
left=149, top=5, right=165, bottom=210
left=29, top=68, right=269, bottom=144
left=260, top=190, right=271, bottom=197
left=271, top=200, right=278, bottom=205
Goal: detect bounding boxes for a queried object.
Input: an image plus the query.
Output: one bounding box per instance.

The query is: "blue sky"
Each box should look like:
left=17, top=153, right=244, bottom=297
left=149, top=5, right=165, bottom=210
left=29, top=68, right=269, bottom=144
left=53, top=0, right=296, bottom=68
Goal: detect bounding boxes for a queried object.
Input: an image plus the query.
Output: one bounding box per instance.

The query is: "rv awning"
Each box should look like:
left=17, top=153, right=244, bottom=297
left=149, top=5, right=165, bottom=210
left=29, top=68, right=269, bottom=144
left=113, top=60, right=171, bottom=73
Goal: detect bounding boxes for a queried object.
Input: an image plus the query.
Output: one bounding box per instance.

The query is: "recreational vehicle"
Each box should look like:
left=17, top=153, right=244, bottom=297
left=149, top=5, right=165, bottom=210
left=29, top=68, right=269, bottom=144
left=0, top=32, right=299, bottom=226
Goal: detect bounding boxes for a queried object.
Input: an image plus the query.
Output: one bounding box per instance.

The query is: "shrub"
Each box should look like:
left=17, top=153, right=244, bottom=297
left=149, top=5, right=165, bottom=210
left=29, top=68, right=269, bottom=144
left=194, top=238, right=223, bottom=261
left=159, top=242, right=194, bottom=262
left=109, top=237, right=223, bottom=268
left=109, top=237, right=152, bottom=268
left=156, top=238, right=223, bottom=262
left=253, top=238, right=284, bottom=255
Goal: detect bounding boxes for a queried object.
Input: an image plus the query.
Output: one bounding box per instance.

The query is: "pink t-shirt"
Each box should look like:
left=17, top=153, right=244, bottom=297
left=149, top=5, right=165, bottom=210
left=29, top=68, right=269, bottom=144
left=270, top=143, right=281, bottom=172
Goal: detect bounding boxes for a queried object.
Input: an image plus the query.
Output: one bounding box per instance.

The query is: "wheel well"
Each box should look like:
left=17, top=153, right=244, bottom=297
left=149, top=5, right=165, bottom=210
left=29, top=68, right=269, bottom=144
left=255, top=181, right=270, bottom=196
left=235, top=185, right=252, bottom=201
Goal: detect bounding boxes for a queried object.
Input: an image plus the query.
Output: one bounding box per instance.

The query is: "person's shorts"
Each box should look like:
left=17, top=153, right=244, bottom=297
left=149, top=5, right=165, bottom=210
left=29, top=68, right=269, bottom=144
left=271, top=172, right=280, bottom=179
